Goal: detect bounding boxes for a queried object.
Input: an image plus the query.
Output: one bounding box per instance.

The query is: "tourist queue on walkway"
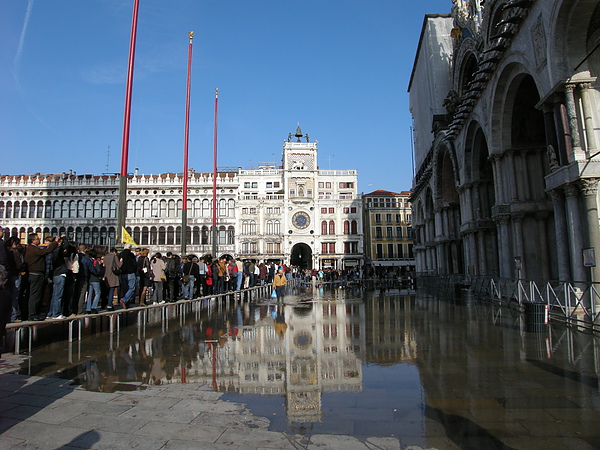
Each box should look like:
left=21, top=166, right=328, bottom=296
left=0, top=228, right=292, bottom=327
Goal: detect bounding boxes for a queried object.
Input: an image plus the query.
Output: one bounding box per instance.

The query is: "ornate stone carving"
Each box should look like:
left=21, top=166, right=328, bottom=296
left=547, top=144, right=559, bottom=171
left=579, top=178, right=599, bottom=197
left=564, top=183, right=580, bottom=198
left=531, top=13, right=547, bottom=70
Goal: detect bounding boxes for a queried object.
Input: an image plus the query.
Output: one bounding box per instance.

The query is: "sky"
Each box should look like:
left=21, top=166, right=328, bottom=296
left=2, top=0, right=452, bottom=193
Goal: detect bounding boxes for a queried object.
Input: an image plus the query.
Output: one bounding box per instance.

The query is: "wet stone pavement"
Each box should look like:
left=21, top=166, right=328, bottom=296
left=1, top=285, right=600, bottom=449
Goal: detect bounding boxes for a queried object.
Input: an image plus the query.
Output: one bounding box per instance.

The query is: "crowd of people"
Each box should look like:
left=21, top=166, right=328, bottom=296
left=0, top=229, right=293, bottom=329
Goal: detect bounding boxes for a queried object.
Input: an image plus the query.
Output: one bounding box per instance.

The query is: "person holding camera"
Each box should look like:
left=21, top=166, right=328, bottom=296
left=24, top=233, right=58, bottom=321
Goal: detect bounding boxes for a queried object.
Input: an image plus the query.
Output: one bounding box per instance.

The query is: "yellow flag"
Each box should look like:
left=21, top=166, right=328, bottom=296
left=122, top=227, right=138, bottom=246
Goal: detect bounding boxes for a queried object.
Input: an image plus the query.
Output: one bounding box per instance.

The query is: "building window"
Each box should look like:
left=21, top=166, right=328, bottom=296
left=328, top=221, right=335, bottom=235
left=407, top=227, right=413, bottom=238
left=386, top=227, right=393, bottom=238
left=406, top=214, right=412, bottom=223
left=388, top=244, right=394, bottom=258
left=386, top=213, right=392, bottom=222
left=329, top=242, right=335, bottom=254
left=321, top=208, right=327, bottom=214
left=321, top=221, right=328, bottom=235
left=351, top=220, right=357, bottom=234
left=375, top=227, right=382, bottom=238
left=274, top=182, right=280, bottom=188
left=376, top=244, right=383, bottom=259
left=326, top=182, right=331, bottom=188
left=266, top=182, right=272, bottom=188
left=328, top=207, right=334, bottom=214
left=408, top=244, right=414, bottom=258
left=318, top=182, right=324, bottom=188
left=244, top=182, right=250, bottom=188
left=343, top=207, right=349, bottom=214
left=343, top=220, right=349, bottom=234
left=290, top=189, right=295, bottom=196
left=321, top=242, right=328, bottom=254
left=397, top=244, right=404, bottom=258
left=375, top=213, right=381, bottom=223
left=396, top=227, right=403, bottom=238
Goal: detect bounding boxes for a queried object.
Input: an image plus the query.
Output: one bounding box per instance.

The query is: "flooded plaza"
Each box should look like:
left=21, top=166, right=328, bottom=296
left=5, top=284, right=600, bottom=449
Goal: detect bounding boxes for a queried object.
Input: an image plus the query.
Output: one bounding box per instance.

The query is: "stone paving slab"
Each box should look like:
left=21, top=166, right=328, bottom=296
left=0, top=353, right=408, bottom=450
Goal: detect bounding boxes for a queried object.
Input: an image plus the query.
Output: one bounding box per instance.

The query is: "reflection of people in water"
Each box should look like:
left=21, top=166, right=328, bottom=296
left=273, top=305, right=287, bottom=339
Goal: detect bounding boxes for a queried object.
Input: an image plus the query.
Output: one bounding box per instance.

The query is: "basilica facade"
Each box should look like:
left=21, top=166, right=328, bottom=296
left=0, top=127, right=363, bottom=270
left=408, top=0, right=600, bottom=283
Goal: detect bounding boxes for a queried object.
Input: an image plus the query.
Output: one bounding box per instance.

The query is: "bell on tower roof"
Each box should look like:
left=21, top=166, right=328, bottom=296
left=288, top=123, right=310, bottom=143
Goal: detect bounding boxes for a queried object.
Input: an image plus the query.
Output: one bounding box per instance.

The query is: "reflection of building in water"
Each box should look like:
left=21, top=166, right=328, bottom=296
left=365, top=292, right=417, bottom=364
left=177, top=298, right=365, bottom=424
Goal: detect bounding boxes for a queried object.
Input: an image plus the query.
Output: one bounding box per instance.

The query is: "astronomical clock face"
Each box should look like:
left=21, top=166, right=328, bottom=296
left=292, top=211, right=310, bottom=230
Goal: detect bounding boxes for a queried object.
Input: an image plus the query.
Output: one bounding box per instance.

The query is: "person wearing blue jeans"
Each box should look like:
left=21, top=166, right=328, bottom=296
left=118, top=244, right=138, bottom=308
left=47, top=273, right=66, bottom=318
left=122, top=273, right=136, bottom=307
left=86, top=280, right=101, bottom=313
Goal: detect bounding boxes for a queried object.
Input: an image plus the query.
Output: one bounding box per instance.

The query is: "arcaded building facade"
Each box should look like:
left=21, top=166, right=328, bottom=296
left=409, top=0, right=600, bottom=283
left=0, top=127, right=363, bottom=270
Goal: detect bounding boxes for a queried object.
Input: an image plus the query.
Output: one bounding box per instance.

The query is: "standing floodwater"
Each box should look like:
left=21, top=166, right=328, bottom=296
left=14, top=285, right=600, bottom=448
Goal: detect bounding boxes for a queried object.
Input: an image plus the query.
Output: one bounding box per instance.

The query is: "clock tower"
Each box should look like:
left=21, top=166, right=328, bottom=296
left=283, top=124, right=318, bottom=269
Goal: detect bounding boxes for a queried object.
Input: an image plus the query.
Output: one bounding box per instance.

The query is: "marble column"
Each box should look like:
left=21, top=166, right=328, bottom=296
left=541, top=102, right=561, bottom=170
left=564, top=183, right=587, bottom=283
left=564, top=83, right=585, bottom=161
left=512, top=214, right=525, bottom=279
left=507, top=152, right=518, bottom=201
left=579, top=83, right=598, bottom=156
left=580, top=178, right=600, bottom=284
left=497, top=215, right=512, bottom=278
left=536, top=212, right=550, bottom=280
left=553, top=97, right=570, bottom=165
left=494, top=154, right=506, bottom=205
left=520, top=150, right=531, bottom=201
left=477, top=230, right=487, bottom=275
left=549, top=189, right=572, bottom=281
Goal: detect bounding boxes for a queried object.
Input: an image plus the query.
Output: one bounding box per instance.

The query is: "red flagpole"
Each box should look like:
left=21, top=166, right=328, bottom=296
left=181, top=31, right=194, bottom=255
left=117, top=0, right=140, bottom=245
left=212, top=88, right=219, bottom=258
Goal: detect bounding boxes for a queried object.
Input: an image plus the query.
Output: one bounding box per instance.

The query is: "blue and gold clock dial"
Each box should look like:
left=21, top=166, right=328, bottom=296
left=292, top=211, right=310, bottom=229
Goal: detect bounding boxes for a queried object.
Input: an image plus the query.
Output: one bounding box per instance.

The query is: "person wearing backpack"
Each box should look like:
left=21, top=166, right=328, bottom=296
left=165, top=252, right=182, bottom=302
left=118, top=243, right=137, bottom=309
left=227, top=258, right=239, bottom=291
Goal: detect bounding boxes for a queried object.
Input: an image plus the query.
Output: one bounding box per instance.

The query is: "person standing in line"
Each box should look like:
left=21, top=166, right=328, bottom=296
left=151, top=252, right=166, bottom=304
left=23, top=233, right=58, bottom=321
left=102, top=248, right=121, bottom=310
left=235, top=258, right=244, bottom=291
left=85, top=251, right=102, bottom=314
left=216, top=257, right=227, bottom=294
left=118, top=244, right=137, bottom=309
left=0, top=265, right=12, bottom=358
left=46, top=236, right=69, bottom=319
left=5, top=236, right=23, bottom=322
left=196, top=256, right=207, bottom=297
left=273, top=268, right=287, bottom=302
left=258, top=262, right=267, bottom=286
left=136, top=248, right=151, bottom=306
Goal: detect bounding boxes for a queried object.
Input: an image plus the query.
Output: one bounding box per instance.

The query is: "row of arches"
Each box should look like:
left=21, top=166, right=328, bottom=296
left=7, top=225, right=235, bottom=248
left=0, top=198, right=236, bottom=220
left=412, top=0, right=598, bottom=283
